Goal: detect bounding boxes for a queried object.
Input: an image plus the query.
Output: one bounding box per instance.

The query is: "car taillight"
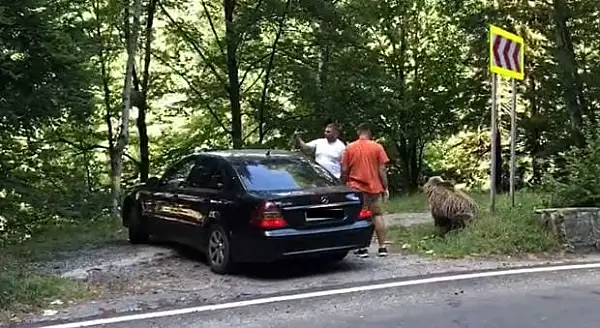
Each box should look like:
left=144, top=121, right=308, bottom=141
left=251, top=201, right=288, bottom=229
left=358, top=208, right=372, bottom=220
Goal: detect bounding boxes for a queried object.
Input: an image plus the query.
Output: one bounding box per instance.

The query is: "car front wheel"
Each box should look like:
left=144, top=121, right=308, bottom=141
left=206, top=224, right=234, bottom=274
left=128, top=204, right=149, bottom=244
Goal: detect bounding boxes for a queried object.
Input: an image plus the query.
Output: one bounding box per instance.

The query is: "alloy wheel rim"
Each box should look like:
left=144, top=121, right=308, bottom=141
left=208, top=230, right=226, bottom=266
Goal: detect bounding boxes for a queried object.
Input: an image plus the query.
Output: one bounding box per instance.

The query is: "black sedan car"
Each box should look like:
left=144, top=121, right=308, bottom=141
left=121, top=149, right=374, bottom=274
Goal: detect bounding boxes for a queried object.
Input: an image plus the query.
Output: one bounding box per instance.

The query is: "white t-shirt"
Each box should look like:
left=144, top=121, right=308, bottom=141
left=306, top=138, right=346, bottom=179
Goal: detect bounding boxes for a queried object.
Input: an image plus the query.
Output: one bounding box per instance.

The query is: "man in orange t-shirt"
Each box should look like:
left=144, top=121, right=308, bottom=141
left=341, top=123, right=390, bottom=258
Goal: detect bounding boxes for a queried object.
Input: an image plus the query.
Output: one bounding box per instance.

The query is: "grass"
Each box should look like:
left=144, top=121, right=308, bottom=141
left=3, top=217, right=126, bottom=262
left=386, top=191, right=562, bottom=259
left=0, top=218, right=126, bottom=321
left=384, top=191, right=491, bottom=213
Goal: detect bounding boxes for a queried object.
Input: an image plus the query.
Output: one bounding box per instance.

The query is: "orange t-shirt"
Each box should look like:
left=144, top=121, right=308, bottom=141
left=341, top=139, right=390, bottom=194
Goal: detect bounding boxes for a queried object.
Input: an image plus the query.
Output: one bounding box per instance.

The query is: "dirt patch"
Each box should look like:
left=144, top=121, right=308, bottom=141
left=17, top=239, right=600, bottom=327
left=12, top=212, right=600, bottom=326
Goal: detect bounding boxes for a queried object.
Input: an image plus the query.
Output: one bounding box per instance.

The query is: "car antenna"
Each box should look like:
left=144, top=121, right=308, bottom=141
left=265, top=149, right=271, bottom=156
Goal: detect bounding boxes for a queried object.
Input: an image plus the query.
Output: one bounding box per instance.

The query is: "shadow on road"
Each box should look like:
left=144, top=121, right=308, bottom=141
left=159, top=241, right=367, bottom=281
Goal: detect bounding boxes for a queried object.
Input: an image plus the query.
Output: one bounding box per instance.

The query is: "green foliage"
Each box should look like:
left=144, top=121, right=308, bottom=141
left=423, top=131, right=490, bottom=188
left=384, top=191, right=491, bottom=213
left=543, top=134, right=600, bottom=207
left=0, top=267, right=94, bottom=319
left=2, top=217, right=124, bottom=261
left=0, top=0, right=97, bottom=133
left=383, top=193, right=430, bottom=213
left=0, top=121, right=112, bottom=245
left=389, top=192, right=561, bottom=258
left=0, top=217, right=122, bottom=318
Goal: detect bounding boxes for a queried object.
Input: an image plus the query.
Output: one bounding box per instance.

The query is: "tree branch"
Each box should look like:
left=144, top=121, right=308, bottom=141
left=55, top=138, right=141, bottom=166
left=141, top=0, right=158, bottom=94
left=243, top=122, right=272, bottom=143
left=91, top=0, right=116, bottom=156
left=158, top=1, right=227, bottom=88
left=258, top=0, right=291, bottom=142
left=243, top=68, right=266, bottom=94
left=243, top=112, right=318, bottom=142
left=152, top=53, right=231, bottom=133
left=237, top=0, right=265, bottom=58
left=200, top=0, right=225, bottom=59
left=239, top=52, right=271, bottom=87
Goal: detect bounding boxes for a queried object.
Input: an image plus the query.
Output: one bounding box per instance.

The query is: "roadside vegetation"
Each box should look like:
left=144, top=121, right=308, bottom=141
left=388, top=191, right=562, bottom=258
left=384, top=192, right=491, bottom=213
left=386, top=133, right=600, bottom=259
left=0, top=219, right=124, bottom=321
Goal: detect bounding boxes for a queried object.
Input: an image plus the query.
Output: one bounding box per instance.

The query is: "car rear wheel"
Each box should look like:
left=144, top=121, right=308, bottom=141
left=128, top=204, right=149, bottom=244
left=207, top=224, right=234, bottom=274
left=318, top=251, right=349, bottom=265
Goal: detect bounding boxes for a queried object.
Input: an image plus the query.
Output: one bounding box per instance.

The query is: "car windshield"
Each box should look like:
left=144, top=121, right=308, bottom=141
left=231, top=156, right=339, bottom=192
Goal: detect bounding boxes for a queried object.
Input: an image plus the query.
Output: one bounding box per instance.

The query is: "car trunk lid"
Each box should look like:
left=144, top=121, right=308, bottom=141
left=258, top=187, right=364, bottom=228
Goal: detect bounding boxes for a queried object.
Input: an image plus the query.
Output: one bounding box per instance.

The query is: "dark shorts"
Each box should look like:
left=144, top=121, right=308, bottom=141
left=362, top=192, right=383, bottom=216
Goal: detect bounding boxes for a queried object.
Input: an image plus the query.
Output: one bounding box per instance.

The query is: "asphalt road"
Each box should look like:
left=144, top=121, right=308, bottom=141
left=31, top=265, right=600, bottom=328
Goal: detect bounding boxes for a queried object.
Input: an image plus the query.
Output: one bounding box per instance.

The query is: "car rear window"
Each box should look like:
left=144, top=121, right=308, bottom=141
left=231, top=156, right=338, bottom=192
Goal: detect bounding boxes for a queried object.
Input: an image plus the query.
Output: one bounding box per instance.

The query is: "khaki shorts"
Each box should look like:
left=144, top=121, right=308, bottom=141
left=362, top=192, right=383, bottom=216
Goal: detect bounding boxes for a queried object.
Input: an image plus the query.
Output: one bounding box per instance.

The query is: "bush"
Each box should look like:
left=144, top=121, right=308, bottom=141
left=544, top=134, right=600, bottom=207
left=388, top=191, right=561, bottom=258
left=0, top=218, right=123, bottom=320
left=0, top=262, right=94, bottom=318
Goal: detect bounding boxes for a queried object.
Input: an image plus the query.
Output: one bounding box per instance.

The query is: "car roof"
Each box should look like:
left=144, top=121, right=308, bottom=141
left=193, top=149, right=305, bottom=163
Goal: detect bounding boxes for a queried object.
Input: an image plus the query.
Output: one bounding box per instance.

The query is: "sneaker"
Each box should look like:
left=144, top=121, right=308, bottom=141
left=378, top=247, right=388, bottom=257
left=354, top=248, right=369, bottom=258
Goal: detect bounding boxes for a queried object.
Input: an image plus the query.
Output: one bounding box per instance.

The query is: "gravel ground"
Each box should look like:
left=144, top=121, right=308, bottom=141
left=9, top=212, right=600, bottom=326
left=31, top=266, right=600, bottom=328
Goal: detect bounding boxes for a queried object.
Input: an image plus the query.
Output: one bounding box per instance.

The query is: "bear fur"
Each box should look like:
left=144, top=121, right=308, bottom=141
left=422, top=176, right=480, bottom=236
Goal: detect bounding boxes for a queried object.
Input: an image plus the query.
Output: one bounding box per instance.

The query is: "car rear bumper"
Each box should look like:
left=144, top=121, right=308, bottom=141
left=231, top=220, right=374, bottom=263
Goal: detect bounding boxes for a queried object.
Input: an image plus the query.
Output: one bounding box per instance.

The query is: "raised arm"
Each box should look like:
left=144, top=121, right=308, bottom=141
left=294, top=133, right=316, bottom=155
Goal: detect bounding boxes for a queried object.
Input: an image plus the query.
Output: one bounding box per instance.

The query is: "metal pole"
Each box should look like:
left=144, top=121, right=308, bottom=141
left=509, top=78, right=517, bottom=207
left=490, top=73, right=498, bottom=213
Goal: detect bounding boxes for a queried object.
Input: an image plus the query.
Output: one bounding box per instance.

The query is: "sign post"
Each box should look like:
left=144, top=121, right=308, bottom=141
left=490, top=73, right=498, bottom=212
left=510, top=79, right=517, bottom=207
left=489, top=24, right=524, bottom=211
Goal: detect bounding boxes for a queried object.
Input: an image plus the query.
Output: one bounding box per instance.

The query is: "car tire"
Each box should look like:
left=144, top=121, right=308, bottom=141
left=206, top=224, right=235, bottom=274
left=128, top=204, right=149, bottom=244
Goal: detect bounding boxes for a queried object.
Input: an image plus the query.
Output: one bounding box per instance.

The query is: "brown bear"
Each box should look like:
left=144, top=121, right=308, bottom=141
left=422, top=176, right=480, bottom=236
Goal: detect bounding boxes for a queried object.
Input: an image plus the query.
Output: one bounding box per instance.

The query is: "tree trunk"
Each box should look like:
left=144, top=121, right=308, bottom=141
left=111, top=0, right=143, bottom=219
left=136, top=0, right=157, bottom=182
left=317, top=43, right=330, bottom=115
left=258, top=0, right=291, bottom=143
left=494, top=128, right=503, bottom=193
left=93, top=0, right=117, bottom=196
left=395, top=137, right=420, bottom=192
left=529, top=75, right=542, bottom=185
left=407, top=138, right=420, bottom=191
left=136, top=96, right=149, bottom=181
left=224, top=0, right=242, bottom=149
left=315, top=12, right=333, bottom=118
left=552, top=0, right=587, bottom=147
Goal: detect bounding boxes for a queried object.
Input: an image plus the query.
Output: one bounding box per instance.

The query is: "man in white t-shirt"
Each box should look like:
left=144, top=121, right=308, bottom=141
left=294, top=123, right=346, bottom=179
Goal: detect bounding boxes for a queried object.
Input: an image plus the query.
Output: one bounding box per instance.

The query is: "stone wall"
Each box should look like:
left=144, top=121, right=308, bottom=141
left=535, top=207, right=600, bottom=251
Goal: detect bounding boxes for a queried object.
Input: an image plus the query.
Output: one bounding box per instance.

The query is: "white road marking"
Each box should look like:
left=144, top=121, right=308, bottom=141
left=40, top=262, right=600, bottom=328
